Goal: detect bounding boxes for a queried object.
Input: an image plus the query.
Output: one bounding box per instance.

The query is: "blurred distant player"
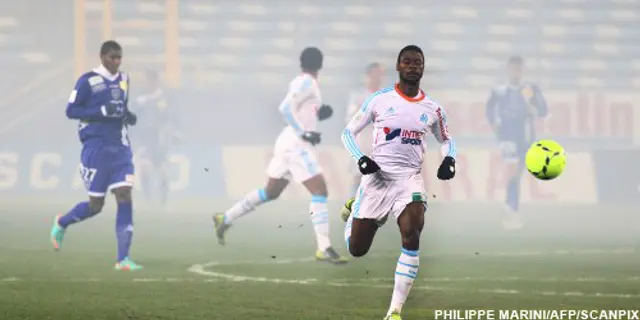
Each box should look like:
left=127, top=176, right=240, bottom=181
left=50, top=40, right=142, bottom=270
left=213, top=47, right=347, bottom=264
left=340, top=45, right=457, bottom=320
left=134, top=70, right=178, bottom=207
left=345, top=62, right=385, bottom=195
left=486, top=56, right=548, bottom=230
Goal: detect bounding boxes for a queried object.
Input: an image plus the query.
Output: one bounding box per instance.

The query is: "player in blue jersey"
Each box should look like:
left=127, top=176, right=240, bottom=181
left=50, top=40, right=142, bottom=270
left=485, top=56, right=548, bottom=230
left=134, top=70, right=177, bottom=208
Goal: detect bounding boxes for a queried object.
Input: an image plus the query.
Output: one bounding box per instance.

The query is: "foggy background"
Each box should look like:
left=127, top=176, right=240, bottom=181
left=0, top=0, right=638, bottom=242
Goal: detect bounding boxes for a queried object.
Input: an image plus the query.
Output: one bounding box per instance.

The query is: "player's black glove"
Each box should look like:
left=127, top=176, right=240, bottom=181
left=358, top=155, right=380, bottom=175
left=123, top=111, right=137, bottom=126
left=437, top=156, right=456, bottom=180
left=103, top=101, right=125, bottom=118
left=317, top=104, right=333, bottom=121
left=301, top=131, right=321, bottom=146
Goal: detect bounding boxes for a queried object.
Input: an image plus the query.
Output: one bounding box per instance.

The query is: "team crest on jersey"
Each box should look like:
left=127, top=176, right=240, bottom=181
left=110, top=88, right=121, bottom=99
left=420, top=113, right=428, bottom=124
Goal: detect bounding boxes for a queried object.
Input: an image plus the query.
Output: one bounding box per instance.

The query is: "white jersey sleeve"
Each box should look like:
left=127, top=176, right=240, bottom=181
left=430, top=105, right=457, bottom=159
left=278, top=74, right=320, bottom=135
left=341, top=88, right=389, bottom=160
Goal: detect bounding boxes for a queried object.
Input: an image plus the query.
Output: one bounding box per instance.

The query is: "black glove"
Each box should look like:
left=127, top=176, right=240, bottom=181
left=301, top=131, right=321, bottom=145
left=103, top=101, right=126, bottom=117
left=437, top=156, right=456, bottom=180
left=123, top=110, right=137, bottom=126
left=317, top=104, right=333, bottom=121
left=358, top=155, right=380, bottom=175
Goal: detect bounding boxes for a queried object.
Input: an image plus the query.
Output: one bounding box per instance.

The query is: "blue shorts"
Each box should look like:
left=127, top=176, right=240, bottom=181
left=499, top=140, right=529, bottom=163
left=80, top=142, right=135, bottom=197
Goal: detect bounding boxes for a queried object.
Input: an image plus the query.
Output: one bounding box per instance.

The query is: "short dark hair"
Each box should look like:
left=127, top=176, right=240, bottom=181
left=365, top=62, right=381, bottom=74
left=397, top=45, right=424, bottom=64
left=100, top=40, right=122, bottom=56
left=300, top=47, right=323, bottom=71
left=508, top=55, right=524, bottom=65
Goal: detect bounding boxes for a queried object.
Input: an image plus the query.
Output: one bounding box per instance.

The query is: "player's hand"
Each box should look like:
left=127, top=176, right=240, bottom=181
left=123, top=111, right=137, bottom=126
left=301, top=131, right=321, bottom=145
left=317, top=104, right=333, bottom=121
left=437, top=156, right=456, bottom=180
left=103, top=101, right=125, bottom=118
left=358, top=155, right=380, bottom=175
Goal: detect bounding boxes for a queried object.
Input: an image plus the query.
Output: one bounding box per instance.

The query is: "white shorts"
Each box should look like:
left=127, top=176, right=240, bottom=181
left=266, top=145, right=322, bottom=183
left=351, top=172, right=426, bottom=222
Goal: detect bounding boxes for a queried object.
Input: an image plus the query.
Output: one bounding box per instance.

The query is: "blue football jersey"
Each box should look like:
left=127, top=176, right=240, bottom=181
left=485, top=82, right=548, bottom=143
left=66, top=67, right=131, bottom=147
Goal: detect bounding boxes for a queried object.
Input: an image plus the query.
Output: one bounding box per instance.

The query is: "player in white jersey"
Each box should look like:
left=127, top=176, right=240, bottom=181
left=344, top=62, right=385, bottom=195
left=213, top=47, right=347, bottom=264
left=340, top=45, right=457, bottom=320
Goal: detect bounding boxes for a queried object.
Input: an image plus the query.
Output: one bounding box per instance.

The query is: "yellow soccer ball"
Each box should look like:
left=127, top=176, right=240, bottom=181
left=525, top=140, right=567, bottom=180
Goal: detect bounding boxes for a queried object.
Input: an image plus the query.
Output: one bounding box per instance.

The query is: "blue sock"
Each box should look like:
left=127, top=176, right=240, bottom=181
left=506, top=177, right=520, bottom=211
left=58, top=202, right=94, bottom=228
left=116, top=202, right=134, bottom=262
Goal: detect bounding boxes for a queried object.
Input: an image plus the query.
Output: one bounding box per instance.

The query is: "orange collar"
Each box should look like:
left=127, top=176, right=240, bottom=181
left=395, top=84, right=424, bottom=102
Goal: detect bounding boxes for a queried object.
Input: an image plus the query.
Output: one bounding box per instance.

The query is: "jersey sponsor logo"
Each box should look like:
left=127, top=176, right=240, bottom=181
left=384, top=127, right=423, bottom=145
left=88, top=75, right=104, bottom=86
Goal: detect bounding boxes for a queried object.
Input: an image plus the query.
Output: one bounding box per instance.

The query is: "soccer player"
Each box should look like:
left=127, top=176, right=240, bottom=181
left=344, top=62, right=385, bottom=196
left=213, top=47, right=347, bottom=264
left=134, top=70, right=177, bottom=207
left=485, top=56, right=548, bottom=230
left=50, top=40, right=142, bottom=271
left=340, top=45, right=457, bottom=320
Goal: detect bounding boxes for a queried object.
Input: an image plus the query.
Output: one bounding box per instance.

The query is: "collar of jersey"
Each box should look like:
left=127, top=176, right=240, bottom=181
left=93, top=65, right=120, bottom=81
left=394, top=84, right=425, bottom=102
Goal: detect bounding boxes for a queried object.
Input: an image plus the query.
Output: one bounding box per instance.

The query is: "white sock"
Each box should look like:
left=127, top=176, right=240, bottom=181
left=344, top=213, right=353, bottom=252
left=223, top=189, right=269, bottom=225
left=388, top=248, right=419, bottom=316
left=310, top=195, right=331, bottom=251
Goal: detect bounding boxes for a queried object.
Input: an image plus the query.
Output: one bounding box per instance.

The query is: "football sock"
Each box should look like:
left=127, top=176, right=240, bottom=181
left=344, top=214, right=353, bottom=253
left=388, top=248, right=420, bottom=316
left=223, top=188, right=270, bottom=224
left=58, top=201, right=94, bottom=228
left=309, top=195, right=331, bottom=251
left=506, top=177, right=521, bottom=211
left=115, top=201, right=134, bottom=262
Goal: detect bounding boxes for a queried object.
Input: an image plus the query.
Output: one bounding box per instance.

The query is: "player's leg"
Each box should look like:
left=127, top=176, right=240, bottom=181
left=50, top=155, right=108, bottom=250
left=110, top=157, right=142, bottom=270
left=301, top=174, right=347, bottom=264
left=500, top=141, right=524, bottom=230
left=386, top=201, right=425, bottom=319
left=342, top=178, right=388, bottom=258
left=111, top=184, right=141, bottom=270
left=213, top=177, right=289, bottom=245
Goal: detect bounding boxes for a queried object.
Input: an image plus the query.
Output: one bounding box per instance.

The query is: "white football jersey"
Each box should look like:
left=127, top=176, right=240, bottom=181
left=342, top=84, right=456, bottom=179
left=276, top=73, right=322, bottom=147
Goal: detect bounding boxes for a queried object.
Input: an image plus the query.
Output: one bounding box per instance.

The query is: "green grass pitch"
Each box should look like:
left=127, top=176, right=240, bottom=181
left=0, top=201, right=638, bottom=320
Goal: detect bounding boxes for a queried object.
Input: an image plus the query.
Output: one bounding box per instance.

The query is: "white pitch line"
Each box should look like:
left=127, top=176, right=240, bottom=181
left=348, top=276, right=640, bottom=283
left=186, top=248, right=640, bottom=300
